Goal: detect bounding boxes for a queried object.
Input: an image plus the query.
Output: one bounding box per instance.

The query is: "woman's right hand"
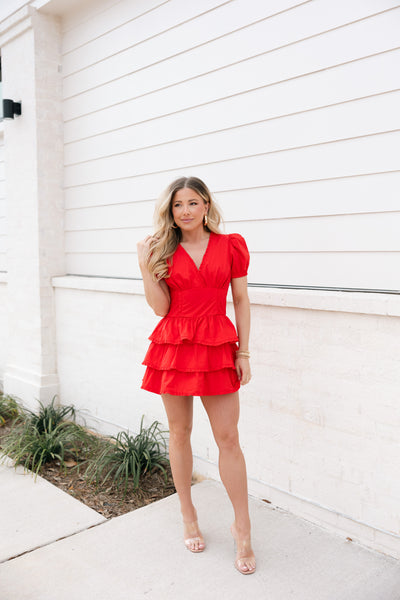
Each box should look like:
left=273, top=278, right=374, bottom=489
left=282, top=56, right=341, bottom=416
left=137, top=235, right=154, bottom=266
left=137, top=235, right=170, bottom=316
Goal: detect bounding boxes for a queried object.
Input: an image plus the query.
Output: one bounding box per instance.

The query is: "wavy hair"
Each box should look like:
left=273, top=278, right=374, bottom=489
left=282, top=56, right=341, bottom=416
left=146, top=176, right=223, bottom=281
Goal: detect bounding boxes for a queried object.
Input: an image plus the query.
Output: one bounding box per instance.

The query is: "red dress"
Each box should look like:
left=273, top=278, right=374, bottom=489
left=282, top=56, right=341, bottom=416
left=141, top=232, right=250, bottom=396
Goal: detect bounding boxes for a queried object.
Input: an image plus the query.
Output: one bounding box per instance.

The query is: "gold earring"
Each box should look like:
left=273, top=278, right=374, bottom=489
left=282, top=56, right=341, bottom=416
left=171, top=222, right=178, bottom=229
left=204, top=214, right=208, bottom=226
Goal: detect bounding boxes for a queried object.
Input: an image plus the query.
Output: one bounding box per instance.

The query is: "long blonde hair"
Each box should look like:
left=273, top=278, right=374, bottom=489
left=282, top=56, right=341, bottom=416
left=146, top=176, right=223, bottom=281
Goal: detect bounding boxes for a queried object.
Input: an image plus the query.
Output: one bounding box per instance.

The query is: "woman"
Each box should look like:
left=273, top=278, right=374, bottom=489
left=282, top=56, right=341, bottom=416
left=137, top=176, right=256, bottom=575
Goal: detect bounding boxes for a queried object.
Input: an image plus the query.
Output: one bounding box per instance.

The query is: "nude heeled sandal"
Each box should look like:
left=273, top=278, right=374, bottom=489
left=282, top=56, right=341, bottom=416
left=230, top=524, right=256, bottom=574
left=183, top=520, right=206, bottom=553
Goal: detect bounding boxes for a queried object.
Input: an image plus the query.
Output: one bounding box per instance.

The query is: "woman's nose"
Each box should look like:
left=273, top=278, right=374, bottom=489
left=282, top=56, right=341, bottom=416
left=183, top=205, right=190, bottom=214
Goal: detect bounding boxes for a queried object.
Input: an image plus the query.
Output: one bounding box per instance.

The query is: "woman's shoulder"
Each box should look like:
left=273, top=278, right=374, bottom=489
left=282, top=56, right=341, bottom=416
left=222, top=232, right=248, bottom=249
left=213, top=232, right=247, bottom=243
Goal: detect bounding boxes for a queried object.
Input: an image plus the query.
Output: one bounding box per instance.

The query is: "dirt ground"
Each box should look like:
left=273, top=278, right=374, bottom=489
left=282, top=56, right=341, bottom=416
left=0, top=421, right=176, bottom=519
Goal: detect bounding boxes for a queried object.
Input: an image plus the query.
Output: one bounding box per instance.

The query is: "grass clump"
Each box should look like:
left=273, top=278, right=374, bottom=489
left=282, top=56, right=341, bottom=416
left=0, top=393, right=22, bottom=426
left=81, top=415, right=169, bottom=498
left=0, top=395, right=95, bottom=478
left=0, top=394, right=171, bottom=500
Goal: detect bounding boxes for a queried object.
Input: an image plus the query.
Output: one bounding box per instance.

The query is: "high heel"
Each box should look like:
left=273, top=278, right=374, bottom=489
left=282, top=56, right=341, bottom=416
left=230, top=523, right=256, bottom=575
left=183, top=520, right=205, bottom=553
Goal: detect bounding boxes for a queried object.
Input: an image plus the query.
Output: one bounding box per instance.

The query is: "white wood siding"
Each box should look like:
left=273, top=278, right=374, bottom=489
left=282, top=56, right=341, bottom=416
left=0, top=132, right=6, bottom=273
left=62, top=0, right=400, bottom=290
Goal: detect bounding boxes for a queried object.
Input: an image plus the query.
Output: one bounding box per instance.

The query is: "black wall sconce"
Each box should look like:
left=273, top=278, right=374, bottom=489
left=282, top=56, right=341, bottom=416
left=2, top=99, right=22, bottom=119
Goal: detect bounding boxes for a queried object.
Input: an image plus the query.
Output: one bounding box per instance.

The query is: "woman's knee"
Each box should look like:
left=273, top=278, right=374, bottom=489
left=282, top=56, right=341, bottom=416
left=168, top=421, right=193, bottom=446
left=162, top=394, right=193, bottom=446
left=214, top=428, right=240, bottom=452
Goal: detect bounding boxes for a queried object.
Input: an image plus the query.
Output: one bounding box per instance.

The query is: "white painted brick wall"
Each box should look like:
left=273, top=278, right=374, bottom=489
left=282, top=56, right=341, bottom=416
left=1, top=8, right=65, bottom=406
left=0, top=282, right=7, bottom=386
left=52, top=279, right=400, bottom=558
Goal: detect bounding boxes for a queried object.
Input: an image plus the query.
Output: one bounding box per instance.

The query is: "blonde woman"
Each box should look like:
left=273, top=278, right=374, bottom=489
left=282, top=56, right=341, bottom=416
left=137, top=176, right=256, bottom=575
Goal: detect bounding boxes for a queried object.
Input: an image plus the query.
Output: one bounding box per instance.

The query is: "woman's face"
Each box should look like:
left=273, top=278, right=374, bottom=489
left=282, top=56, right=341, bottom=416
left=171, top=187, right=208, bottom=232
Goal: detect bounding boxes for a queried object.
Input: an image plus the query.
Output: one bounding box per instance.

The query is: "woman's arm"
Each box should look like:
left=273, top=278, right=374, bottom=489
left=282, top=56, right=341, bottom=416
left=231, top=275, right=251, bottom=384
left=137, top=236, right=170, bottom=317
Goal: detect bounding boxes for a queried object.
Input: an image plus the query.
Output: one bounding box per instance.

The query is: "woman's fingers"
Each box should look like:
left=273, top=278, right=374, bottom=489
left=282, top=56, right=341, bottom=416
left=235, top=358, right=252, bottom=385
left=236, top=363, right=242, bottom=380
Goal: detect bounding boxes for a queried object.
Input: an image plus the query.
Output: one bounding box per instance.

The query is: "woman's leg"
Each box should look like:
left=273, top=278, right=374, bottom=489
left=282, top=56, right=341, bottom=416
left=200, top=391, right=256, bottom=573
left=161, top=393, right=205, bottom=551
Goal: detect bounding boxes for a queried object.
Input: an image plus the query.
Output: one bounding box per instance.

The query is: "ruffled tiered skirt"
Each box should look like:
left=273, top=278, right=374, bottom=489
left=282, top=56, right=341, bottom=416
left=141, top=313, right=241, bottom=396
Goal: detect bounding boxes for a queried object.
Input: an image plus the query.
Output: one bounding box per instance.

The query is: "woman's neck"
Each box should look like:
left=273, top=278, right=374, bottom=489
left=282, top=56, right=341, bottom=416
left=180, top=229, right=211, bottom=244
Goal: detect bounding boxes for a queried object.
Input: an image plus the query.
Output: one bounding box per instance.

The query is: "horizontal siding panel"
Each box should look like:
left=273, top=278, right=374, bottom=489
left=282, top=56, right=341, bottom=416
left=65, top=201, right=154, bottom=230
left=64, top=160, right=400, bottom=213
left=61, top=0, right=127, bottom=34
left=65, top=250, right=400, bottom=291
left=64, top=212, right=400, bottom=254
left=216, top=173, right=400, bottom=222
left=62, top=0, right=217, bottom=54
left=64, top=91, right=400, bottom=168
left=0, top=218, right=6, bottom=236
left=66, top=252, right=144, bottom=279
left=64, top=130, right=400, bottom=188
left=63, top=8, right=400, bottom=120
left=64, top=172, right=400, bottom=218
left=66, top=228, right=149, bottom=253
left=62, top=0, right=301, bottom=76
left=62, top=0, right=317, bottom=89
left=64, top=49, right=400, bottom=146
left=247, top=252, right=400, bottom=289
left=229, top=214, right=400, bottom=252
left=0, top=254, right=6, bottom=272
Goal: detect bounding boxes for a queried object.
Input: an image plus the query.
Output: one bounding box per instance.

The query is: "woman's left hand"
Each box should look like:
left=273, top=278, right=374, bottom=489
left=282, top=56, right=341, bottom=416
left=235, top=357, right=252, bottom=385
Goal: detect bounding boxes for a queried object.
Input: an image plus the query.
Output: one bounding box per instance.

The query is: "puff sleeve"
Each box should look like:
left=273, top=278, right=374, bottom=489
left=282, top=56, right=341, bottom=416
left=229, top=233, right=250, bottom=278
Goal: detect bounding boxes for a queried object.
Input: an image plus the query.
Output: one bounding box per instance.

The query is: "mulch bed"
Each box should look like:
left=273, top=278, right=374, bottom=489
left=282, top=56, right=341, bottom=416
left=0, top=422, right=176, bottom=519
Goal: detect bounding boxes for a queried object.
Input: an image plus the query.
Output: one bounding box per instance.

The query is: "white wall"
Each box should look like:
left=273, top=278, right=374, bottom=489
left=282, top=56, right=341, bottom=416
left=0, top=130, right=5, bottom=274
left=0, top=278, right=6, bottom=387
left=53, top=276, right=400, bottom=559
left=0, top=129, right=7, bottom=386
left=0, top=7, right=64, bottom=406
left=60, top=0, right=400, bottom=290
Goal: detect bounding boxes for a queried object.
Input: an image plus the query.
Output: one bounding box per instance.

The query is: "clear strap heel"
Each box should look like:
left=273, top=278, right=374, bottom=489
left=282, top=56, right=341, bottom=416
left=230, top=523, right=256, bottom=575
left=183, top=520, right=206, bottom=553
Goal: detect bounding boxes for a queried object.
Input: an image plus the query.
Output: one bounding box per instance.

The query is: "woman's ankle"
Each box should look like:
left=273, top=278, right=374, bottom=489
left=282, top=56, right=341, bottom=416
left=181, top=505, right=198, bottom=524
left=232, top=519, right=251, bottom=539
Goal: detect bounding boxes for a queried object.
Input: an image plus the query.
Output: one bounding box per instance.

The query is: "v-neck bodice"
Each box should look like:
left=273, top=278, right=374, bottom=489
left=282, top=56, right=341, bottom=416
left=178, top=232, right=212, bottom=272
left=153, top=231, right=249, bottom=331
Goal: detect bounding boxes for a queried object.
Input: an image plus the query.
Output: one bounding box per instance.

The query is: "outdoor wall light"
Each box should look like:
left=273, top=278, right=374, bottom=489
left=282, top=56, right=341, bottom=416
left=2, top=99, right=22, bottom=119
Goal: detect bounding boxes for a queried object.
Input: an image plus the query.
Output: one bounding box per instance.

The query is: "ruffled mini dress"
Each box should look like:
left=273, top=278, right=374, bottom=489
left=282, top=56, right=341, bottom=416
left=141, top=232, right=250, bottom=396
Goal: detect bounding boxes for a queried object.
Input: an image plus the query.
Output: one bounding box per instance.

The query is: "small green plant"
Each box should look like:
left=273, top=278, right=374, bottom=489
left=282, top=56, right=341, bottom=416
left=0, top=396, right=95, bottom=478
left=23, top=395, right=77, bottom=433
left=0, top=393, right=22, bottom=426
left=82, top=416, right=169, bottom=498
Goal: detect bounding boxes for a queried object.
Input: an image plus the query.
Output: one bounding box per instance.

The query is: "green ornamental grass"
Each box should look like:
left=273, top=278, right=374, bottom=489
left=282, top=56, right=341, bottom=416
left=0, top=395, right=170, bottom=498
left=81, top=415, right=169, bottom=498
left=0, top=393, right=22, bottom=426
left=0, top=395, right=94, bottom=478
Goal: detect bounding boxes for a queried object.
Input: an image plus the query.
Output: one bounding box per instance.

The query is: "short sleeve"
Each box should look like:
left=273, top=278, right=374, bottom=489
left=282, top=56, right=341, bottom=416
left=229, top=233, right=250, bottom=278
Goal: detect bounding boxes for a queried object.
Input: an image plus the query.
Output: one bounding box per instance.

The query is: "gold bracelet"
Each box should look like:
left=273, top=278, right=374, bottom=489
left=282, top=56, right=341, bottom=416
left=236, top=351, right=250, bottom=358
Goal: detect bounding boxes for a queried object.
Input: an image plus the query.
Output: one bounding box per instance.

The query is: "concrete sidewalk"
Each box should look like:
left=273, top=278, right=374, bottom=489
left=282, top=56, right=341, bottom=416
left=1, top=455, right=400, bottom=600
